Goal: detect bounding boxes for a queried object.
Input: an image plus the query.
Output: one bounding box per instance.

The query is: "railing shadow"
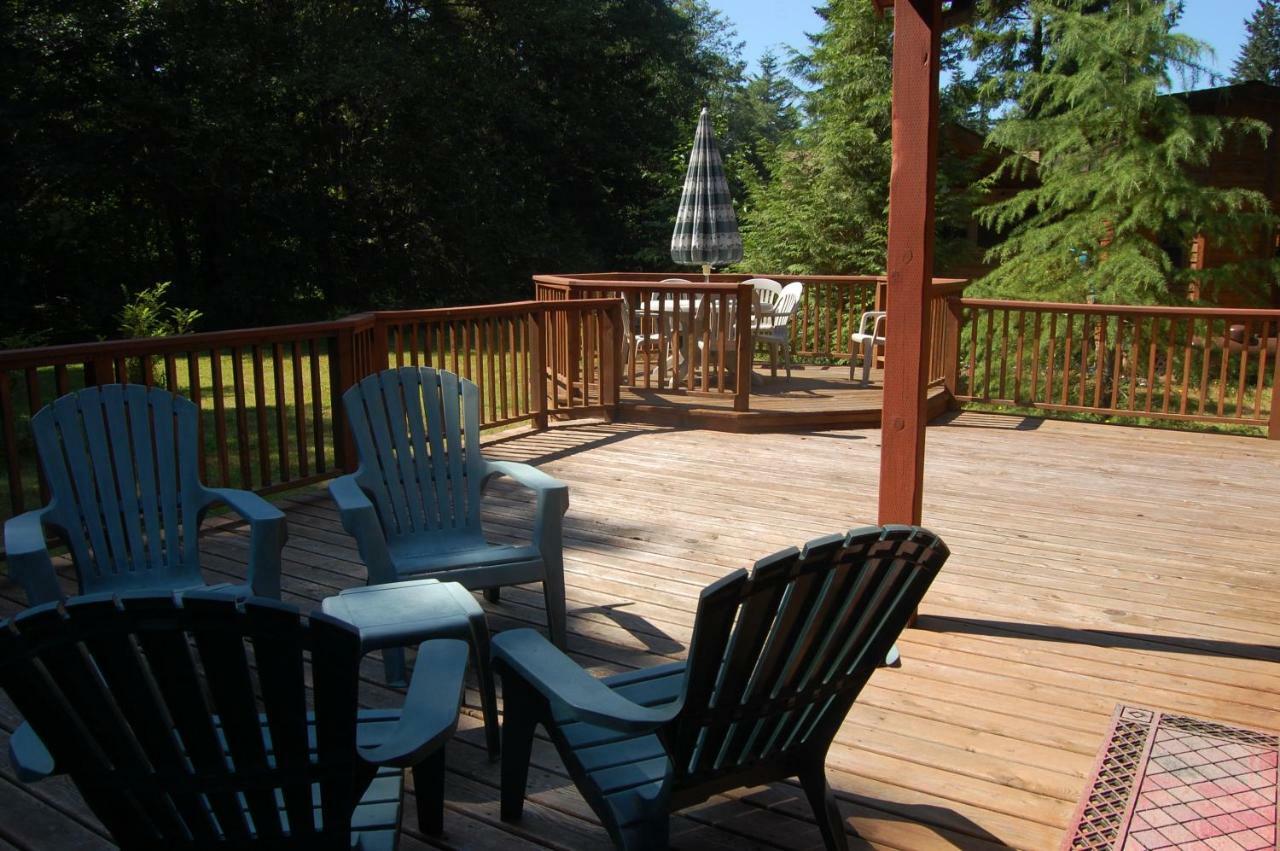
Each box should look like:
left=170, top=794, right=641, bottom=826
left=932, top=410, right=1044, bottom=430
left=918, top=614, right=1280, bottom=663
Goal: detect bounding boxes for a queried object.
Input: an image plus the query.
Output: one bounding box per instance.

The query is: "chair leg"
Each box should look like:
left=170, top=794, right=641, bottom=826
left=382, top=646, right=408, bottom=688
left=485, top=587, right=501, bottom=604
left=413, top=747, right=447, bottom=835
left=861, top=339, right=874, bottom=385
left=499, top=677, right=540, bottom=822
left=615, top=817, right=670, bottom=851
left=783, top=342, right=792, bottom=379
left=543, top=561, right=568, bottom=650
left=770, top=342, right=778, bottom=377
left=467, top=617, right=501, bottom=759
left=799, top=761, right=850, bottom=851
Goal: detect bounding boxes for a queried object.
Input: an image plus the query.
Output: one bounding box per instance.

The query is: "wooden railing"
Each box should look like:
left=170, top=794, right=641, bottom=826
left=952, top=298, right=1280, bottom=438
left=535, top=274, right=968, bottom=397
left=0, top=299, right=623, bottom=523
left=535, top=274, right=753, bottom=411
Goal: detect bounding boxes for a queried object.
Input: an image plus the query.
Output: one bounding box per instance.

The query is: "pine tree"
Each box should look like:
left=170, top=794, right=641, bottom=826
left=1232, top=0, right=1280, bottom=85
left=976, top=0, right=1276, bottom=304
left=735, top=1, right=894, bottom=275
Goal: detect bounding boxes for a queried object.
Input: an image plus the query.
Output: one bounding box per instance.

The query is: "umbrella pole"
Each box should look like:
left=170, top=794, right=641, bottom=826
left=702, top=263, right=711, bottom=283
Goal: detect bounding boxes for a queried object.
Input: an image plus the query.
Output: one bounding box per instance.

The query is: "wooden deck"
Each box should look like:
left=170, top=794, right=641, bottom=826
left=2, top=412, right=1280, bottom=850
left=619, top=363, right=949, bottom=431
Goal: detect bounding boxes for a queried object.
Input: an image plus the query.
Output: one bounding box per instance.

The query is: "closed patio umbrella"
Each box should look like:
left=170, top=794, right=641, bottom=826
left=671, top=106, right=742, bottom=281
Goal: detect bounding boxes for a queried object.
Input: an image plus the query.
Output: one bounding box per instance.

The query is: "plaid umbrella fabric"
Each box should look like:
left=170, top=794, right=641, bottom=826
left=670, top=107, right=742, bottom=277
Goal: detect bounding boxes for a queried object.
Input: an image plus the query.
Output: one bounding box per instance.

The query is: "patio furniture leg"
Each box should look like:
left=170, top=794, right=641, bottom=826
left=485, top=587, right=501, bottom=603
left=784, top=341, right=792, bottom=379
left=770, top=342, right=778, bottom=377
left=861, top=338, right=874, bottom=385
left=414, top=747, right=448, bottom=835
left=383, top=646, right=409, bottom=688
left=799, top=760, right=851, bottom=851
left=499, top=677, right=540, bottom=821
left=466, top=615, right=501, bottom=758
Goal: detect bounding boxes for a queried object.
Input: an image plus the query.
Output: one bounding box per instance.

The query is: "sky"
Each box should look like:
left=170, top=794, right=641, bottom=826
left=712, top=0, right=1259, bottom=90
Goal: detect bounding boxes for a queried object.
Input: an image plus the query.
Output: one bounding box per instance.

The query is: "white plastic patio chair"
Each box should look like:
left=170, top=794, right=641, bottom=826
left=745, top=278, right=782, bottom=331
left=850, top=310, right=887, bottom=384
left=752, top=281, right=803, bottom=379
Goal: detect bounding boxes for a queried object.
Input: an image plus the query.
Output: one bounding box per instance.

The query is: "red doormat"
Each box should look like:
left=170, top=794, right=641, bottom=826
left=1063, top=706, right=1279, bottom=850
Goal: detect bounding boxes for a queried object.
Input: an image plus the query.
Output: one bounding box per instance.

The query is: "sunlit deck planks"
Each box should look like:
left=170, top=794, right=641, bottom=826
left=2, top=411, right=1279, bottom=850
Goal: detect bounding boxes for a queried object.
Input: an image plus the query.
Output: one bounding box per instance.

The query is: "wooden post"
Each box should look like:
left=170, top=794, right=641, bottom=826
left=734, top=283, right=753, bottom=412
left=942, top=295, right=963, bottom=407
left=530, top=311, right=549, bottom=430
left=878, top=0, right=942, bottom=527
left=600, top=301, right=620, bottom=419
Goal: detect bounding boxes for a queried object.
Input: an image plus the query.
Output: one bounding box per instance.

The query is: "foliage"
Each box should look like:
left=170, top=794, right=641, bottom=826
left=1233, top=0, right=1280, bottom=85
left=973, top=0, right=1277, bottom=304
left=117, top=282, right=202, bottom=340
left=2, top=0, right=726, bottom=340
left=736, top=1, right=979, bottom=277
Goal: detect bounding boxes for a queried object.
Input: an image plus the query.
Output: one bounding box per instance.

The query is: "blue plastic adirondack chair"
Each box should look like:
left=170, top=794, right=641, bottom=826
left=4, top=385, right=286, bottom=605
left=0, top=590, right=468, bottom=848
left=331, top=367, right=569, bottom=683
left=494, top=526, right=949, bottom=851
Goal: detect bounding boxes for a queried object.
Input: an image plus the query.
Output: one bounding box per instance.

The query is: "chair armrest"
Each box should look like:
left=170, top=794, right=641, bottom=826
left=3, top=508, right=62, bottom=606
left=328, top=475, right=397, bottom=585
left=9, top=721, right=56, bottom=782
left=202, top=488, right=287, bottom=599
left=493, top=629, right=680, bottom=734
left=358, top=639, right=467, bottom=767
left=482, top=460, right=569, bottom=550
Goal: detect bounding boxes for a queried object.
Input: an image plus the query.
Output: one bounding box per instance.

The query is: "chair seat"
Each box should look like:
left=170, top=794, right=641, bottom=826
left=387, top=530, right=542, bottom=576
left=548, top=663, right=686, bottom=830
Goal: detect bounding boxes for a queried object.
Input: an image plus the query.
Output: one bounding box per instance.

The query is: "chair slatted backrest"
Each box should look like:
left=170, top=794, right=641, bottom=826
left=768, top=282, right=804, bottom=334
left=0, top=592, right=365, bottom=849
left=33, top=386, right=207, bottom=593
left=668, top=526, right=948, bottom=786
left=344, top=367, right=485, bottom=540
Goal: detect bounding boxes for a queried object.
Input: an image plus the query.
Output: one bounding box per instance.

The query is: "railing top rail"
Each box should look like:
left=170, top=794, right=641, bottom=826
left=535, top=272, right=967, bottom=291
left=0, top=298, right=630, bottom=371
left=0, top=315, right=379, bottom=369
left=958, top=298, right=1280, bottom=319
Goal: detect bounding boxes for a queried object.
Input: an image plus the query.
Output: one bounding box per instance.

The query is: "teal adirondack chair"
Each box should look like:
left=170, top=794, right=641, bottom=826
left=331, top=367, right=569, bottom=684
left=3, top=385, right=286, bottom=605
left=495, top=526, right=949, bottom=851
left=0, top=590, right=468, bottom=848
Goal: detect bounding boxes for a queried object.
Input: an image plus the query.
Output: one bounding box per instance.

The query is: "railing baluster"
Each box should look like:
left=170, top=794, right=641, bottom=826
left=272, top=343, right=290, bottom=482
left=1162, top=318, right=1176, bottom=414
left=1236, top=318, right=1253, bottom=418
left=187, top=352, right=206, bottom=481
left=997, top=309, right=1010, bottom=401
left=1060, top=313, right=1073, bottom=407
left=252, top=345, right=271, bottom=485
left=1216, top=317, right=1230, bottom=416
left=1046, top=312, right=1058, bottom=406
left=309, top=339, right=326, bottom=474
left=1109, top=317, right=1125, bottom=410
left=1253, top=317, right=1270, bottom=419
left=0, top=371, right=23, bottom=516
left=1013, top=311, right=1026, bottom=405
left=1179, top=318, right=1193, bottom=416
left=230, top=348, right=252, bottom=488
left=291, top=341, right=308, bottom=479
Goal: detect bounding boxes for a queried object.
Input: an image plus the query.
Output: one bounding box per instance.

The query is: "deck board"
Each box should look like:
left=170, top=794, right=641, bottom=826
left=1, top=411, right=1279, bottom=849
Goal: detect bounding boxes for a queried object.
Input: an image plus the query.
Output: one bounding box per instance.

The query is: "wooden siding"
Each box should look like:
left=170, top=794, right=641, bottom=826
left=1, top=412, right=1278, bottom=849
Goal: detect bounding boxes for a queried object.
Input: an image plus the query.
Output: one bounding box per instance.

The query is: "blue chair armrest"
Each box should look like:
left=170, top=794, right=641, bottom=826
left=492, top=629, right=680, bottom=734
left=3, top=508, right=62, bottom=605
left=202, top=487, right=287, bottom=599
left=358, top=639, right=467, bottom=767
left=483, top=460, right=569, bottom=550
left=329, top=474, right=396, bottom=585
left=10, top=721, right=56, bottom=782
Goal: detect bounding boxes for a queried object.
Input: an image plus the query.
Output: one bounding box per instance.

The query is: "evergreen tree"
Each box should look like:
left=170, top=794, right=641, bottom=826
left=1232, top=0, right=1280, bottom=85
left=976, top=0, right=1276, bottom=304
left=736, top=1, right=976, bottom=276
left=736, top=1, right=892, bottom=275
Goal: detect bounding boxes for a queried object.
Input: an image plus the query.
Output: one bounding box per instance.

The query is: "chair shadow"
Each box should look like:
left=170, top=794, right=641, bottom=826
left=919, top=614, right=1280, bottom=663
left=572, top=601, right=685, bottom=655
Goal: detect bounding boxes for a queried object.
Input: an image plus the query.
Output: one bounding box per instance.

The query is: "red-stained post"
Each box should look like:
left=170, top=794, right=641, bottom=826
left=878, top=0, right=943, bottom=527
